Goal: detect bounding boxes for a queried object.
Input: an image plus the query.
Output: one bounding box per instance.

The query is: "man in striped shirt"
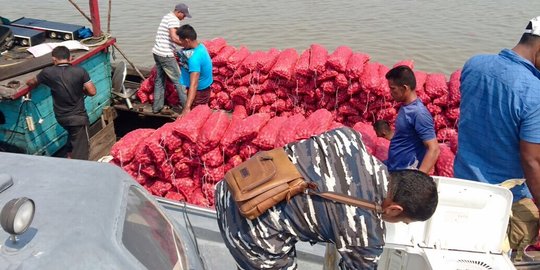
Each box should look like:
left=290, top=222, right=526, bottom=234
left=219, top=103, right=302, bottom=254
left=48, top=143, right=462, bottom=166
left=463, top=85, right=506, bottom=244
left=216, top=127, right=439, bottom=269
left=151, top=3, right=191, bottom=114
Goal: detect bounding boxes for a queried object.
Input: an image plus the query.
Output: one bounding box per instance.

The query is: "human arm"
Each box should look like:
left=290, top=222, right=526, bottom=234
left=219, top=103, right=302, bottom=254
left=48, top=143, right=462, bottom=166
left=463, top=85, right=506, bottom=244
left=83, top=81, right=96, bottom=96
left=181, top=71, right=199, bottom=115
left=81, top=70, right=95, bottom=96
left=419, top=138, right=440, bottom=174
left=26, top=77, right=39, bottom=88
left=168, top=27, right=183, bottom=46
left=520, top=140, right=540, bottom=209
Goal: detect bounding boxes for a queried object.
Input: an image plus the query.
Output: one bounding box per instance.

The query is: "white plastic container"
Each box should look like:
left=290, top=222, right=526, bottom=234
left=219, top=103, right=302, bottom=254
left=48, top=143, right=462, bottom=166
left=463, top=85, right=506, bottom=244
left=378, top=176, right=516, bottom=270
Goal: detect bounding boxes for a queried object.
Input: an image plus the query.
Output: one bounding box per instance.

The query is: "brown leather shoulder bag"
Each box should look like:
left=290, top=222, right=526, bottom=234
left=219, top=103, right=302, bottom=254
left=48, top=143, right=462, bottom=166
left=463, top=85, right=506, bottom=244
left=224, top=148, right=382, bottom=220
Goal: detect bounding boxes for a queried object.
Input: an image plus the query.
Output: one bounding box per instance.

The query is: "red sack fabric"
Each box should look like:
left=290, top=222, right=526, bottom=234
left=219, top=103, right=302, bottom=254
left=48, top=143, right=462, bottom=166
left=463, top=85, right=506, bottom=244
left=221, top=113, right=271, bottom=146
left=425, top=73, right=448, bottom=99
left=252, top=116, right=289, bottom=149
left=165, top=191, right=186, bottom=202
left=295, top=109, right=334, bottom=140
left=338, top=103, right=359, bottom=116
left=203, top=37, right=227, bottom=57
left=238, top=50, right=266, bottom=76
left=261, top=91, right=278, bottom=105
left=239, top=143, right=260, bottom=160
left=174, top=162, right=192, bottom=178
left=327, top=45, right=353, bottom=72
left=198, top=110, right=232, bottom=152
left=436, top=143, right=454, bottom=177
left=360, top=62, right=383, bottom=93
left=230, top=86, right=250, bottom=103
left=393, top=59, right=414, bottom=69
left=352, top=122, right=378, bottom=150
left=414, top=70, right=428, bottom=96
left=213, top=45, right=236, bottom=66
left=447, top=69, right=462, bottom=107
left=445, top=107, right=460, bottom=123
left=276, top=114, right=306, bottom=147
left=426, top=104, right=442, bottom=116
left=433, top=94, right=448, bottom=108
left=227, top=46, right=251, bottom=69
left=296, top=48, right=311, bottom=76
left=158, top=122, right=184, bottom=153
left=149, top=180, right=172, bottom=197
left=309, top=44, right=328, bottom=75
left=376, top=107, right=397, bottom=123
left=373, top=138, right=390, bottom=161
left=270, top=48, right=299, bottom=80
left=201, top=147, right=225, bottom=167
left=173, top=105, right=213, bottom=143
left=433, top=114, right=450, bottom=130
left=247, top=94, right=264, bottom=112
left=228, top=155, right=244, bottom=168
left=346, top=53, right=370, bottom=79
left=203, top=165, right=227, bottom=184
left=260, top=48, right=281, bottom=74
left=347, top=81, right=361, bottom=95
left=437, top=127, right=458, bottom=143
left=335, top=73, right=349, bottom=90
left=317, top=67, right=339, bottom=82
left=111, top=128, right=155, bottom=164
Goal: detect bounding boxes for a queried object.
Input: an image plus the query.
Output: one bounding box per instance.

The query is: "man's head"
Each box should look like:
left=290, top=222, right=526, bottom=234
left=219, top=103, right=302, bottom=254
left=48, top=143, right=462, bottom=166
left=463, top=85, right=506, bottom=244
left=51, top=46, right=70, bottom=65
left=173, top=3, right=192, bottom=20
left=381, top=169, right=438, bottom=224
left=373, top=119, right=393, bottom=140
left=515, top=16, right=540, bottom=70
left=176, top=24, right=197, bottom=48
left=385, top=65, right=416, bottom=103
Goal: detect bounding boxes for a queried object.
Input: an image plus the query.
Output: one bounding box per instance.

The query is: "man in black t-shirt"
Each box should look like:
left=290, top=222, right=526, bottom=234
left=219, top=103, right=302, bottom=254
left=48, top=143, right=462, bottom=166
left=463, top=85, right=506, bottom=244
left=26, top=46, right=96, bottom=160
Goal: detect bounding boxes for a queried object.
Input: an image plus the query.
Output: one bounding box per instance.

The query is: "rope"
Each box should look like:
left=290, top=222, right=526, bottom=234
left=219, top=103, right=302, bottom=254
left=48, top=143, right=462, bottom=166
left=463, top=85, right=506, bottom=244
left=80, top=32, right=111, bottom=47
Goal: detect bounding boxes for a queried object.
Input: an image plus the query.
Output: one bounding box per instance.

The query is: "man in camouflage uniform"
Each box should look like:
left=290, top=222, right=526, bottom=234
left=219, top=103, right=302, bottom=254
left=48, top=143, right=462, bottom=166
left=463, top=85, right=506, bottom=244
left=216, top=127, right=439, bottom=269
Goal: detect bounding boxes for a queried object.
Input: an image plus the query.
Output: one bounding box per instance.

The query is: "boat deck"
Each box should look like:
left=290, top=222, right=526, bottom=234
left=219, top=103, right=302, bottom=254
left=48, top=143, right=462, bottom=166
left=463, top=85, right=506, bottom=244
left=0, top=37, right=116, bottom=100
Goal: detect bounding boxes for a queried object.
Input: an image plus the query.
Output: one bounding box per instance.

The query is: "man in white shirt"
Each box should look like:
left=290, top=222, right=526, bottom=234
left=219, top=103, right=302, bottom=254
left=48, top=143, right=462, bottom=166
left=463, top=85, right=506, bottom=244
left=151, top=3, right=191, bottom=114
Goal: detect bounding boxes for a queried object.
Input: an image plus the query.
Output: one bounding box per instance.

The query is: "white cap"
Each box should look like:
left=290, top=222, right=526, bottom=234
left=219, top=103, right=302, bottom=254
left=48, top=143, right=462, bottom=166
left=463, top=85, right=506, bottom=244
left=524, top=16, right=540, bottom=36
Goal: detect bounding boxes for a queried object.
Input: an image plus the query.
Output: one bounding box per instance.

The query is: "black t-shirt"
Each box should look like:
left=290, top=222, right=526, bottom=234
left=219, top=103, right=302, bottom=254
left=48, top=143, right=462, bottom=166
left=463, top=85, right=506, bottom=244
left=37, top=64, right=91, bottom=126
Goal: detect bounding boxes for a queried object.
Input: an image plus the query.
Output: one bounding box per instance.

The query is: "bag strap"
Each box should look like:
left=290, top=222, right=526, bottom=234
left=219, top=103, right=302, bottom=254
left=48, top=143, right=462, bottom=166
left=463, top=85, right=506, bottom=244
left=307, top=190, right=383, bottom=213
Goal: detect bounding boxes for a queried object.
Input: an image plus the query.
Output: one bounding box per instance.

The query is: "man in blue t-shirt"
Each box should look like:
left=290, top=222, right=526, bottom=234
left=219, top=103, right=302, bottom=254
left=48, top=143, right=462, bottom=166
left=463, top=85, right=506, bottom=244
left=176, top=24, right=213, bottom=116
left=454, top=16, right=540, bottom=260
left=384, top=66, right=440, bottom=174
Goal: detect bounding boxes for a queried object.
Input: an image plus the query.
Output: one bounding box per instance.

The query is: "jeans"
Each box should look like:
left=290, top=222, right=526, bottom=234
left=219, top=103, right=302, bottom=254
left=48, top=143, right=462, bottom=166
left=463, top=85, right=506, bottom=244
left=63, top=124, right=90, bottom=160
left=152, top=53, right=187, bottom=112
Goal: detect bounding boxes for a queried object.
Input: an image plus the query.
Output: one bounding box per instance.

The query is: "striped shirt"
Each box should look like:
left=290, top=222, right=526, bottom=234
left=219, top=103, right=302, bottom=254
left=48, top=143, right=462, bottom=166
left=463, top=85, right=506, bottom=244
left=152, top=12, right=181, bottom=57
left=216, top=127, right=389, bottom=269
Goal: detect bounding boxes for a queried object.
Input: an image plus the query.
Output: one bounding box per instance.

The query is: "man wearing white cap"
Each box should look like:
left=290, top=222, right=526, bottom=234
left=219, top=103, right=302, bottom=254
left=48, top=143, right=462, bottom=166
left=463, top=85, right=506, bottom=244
left=151, top=3, right=192, bottom=114
left=454, top=16, right=540, bottom=261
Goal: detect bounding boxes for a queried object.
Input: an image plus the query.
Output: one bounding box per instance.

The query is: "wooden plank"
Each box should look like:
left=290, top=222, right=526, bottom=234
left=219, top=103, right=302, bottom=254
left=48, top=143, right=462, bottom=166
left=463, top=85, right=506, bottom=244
left=89, top=121, right=116, bottom=161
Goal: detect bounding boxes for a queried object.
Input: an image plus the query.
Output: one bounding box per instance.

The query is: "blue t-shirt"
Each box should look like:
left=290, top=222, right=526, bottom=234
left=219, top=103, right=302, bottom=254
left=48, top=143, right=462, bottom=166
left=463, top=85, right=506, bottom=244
left=386, top=98, right=436, bottom=171
left=454, top=49, right=540, bottom=202
left=179, top=43, right=213, bottom=90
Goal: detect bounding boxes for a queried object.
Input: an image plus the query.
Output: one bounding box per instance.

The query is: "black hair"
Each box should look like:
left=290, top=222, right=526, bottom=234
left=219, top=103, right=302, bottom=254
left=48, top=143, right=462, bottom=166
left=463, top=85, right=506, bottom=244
left=373, top=119, right=391, bottom=133
left=51, top=46, right=70, bottom=60
left=177, top=24, right=197, bottom=40
left=389, top=169, right=438, bottom=221
left=385, top=65, right=416, bottom=90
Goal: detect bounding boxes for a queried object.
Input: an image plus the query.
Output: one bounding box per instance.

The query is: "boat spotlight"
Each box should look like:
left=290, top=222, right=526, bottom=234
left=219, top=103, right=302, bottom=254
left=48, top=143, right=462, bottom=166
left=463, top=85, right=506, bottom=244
left=49, top=32, right=57, bottom=39
left=64, top=34, right=71, bottom=40
left=0, top=197, right=35, bottom=242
